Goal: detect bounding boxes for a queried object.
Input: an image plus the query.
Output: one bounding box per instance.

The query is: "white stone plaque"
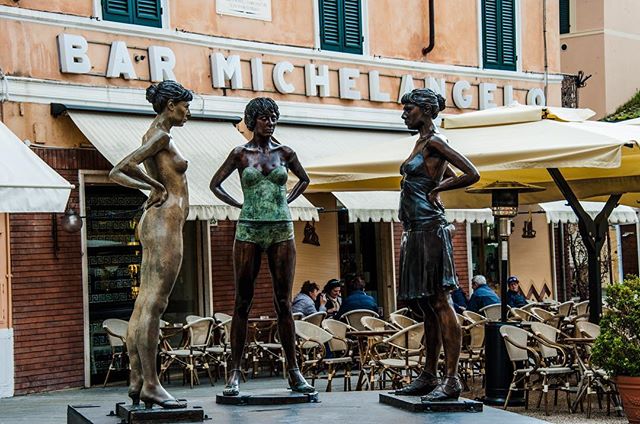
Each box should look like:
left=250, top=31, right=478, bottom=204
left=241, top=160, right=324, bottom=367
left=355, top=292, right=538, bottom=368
left=216, top=0, right=272, bottom=21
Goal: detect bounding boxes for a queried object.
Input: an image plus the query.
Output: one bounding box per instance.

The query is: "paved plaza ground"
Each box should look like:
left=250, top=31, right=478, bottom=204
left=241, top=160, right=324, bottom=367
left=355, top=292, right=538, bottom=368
left=0, top=372, right=628, bottom=424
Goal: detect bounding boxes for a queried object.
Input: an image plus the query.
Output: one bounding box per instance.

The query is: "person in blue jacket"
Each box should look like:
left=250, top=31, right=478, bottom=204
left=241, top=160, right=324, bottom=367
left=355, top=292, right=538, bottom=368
left=505, top=276, right=528, bottom=308
left=335, top=274, right=378, bottom=319
left=467, top=275, right=500, bottom=313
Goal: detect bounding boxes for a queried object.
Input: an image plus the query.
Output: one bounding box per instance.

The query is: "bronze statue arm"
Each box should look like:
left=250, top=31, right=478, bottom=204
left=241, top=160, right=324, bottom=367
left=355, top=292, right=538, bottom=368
left=284, top=149, right=309, bottom=204
left=209, top=148, right=243, bottom=209
left=426, top=136, right=480, bottom=195
left=109, top=132, right=170, bottom=208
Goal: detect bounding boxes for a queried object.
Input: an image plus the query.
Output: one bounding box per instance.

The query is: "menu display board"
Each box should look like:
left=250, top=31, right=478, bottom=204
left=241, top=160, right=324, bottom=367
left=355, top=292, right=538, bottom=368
left=86, top=186, right=145, bottom=383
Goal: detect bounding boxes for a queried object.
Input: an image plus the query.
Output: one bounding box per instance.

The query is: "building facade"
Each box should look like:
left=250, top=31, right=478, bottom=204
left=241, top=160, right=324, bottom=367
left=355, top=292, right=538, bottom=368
left=0, top=0, right=562, bottom=395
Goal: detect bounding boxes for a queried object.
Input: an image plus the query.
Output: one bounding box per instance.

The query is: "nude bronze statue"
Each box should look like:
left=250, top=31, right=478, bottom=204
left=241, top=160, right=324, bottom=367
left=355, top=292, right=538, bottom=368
left=210, top=97, right=315, bottom=396
left=109, top=80, right=192, bottom=409
left=394, top=88, right=480, bottom=402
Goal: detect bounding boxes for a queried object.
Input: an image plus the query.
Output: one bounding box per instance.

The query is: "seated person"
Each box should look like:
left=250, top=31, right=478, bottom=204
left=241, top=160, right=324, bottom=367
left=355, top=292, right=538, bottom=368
left=316, top=278, right=342, bottom=318
left=292, top=280, right=326, bottom=317
left=450, top=286, right=468, bottom=314
left=505, top=276, right=528, bottom=308
left=335, top=274, right=378, bottom=319
left=467, top=275, right=500, bottom=313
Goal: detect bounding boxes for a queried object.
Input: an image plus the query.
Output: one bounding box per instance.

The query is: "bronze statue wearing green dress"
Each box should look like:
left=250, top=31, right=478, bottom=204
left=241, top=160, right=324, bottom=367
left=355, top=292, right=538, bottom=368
left=210, top=97, right=315, bottom=396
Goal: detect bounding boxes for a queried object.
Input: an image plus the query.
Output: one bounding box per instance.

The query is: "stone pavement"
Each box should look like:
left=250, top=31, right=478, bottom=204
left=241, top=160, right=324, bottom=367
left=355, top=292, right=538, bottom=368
left=0, top=375, right=626, bottom=424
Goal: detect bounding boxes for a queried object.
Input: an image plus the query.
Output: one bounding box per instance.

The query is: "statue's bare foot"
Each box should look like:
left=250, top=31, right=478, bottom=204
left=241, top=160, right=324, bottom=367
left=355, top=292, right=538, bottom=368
left=127, top=371, right=143, bottom=405
left=288, top=368, right=315, bottom=393
left=223, top=369, right=242, bottom=396
left=140, top=383, right=186, bottom=409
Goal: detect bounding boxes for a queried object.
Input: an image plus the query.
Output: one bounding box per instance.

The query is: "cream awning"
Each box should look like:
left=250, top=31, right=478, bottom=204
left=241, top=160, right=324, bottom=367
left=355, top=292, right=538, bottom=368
left=332, top=191, right=493, bottom=224
left=538, top=201, right=638, bottom=225
left=0, top=121, right=72, bottom=212
left=68, top=112, right=318, bottom=221
left=306, top=105, right=640, bottom=209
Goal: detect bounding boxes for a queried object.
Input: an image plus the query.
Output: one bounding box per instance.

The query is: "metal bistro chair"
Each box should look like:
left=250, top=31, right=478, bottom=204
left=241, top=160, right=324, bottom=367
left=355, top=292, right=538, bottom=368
left=480, top=303, right=505, bottom=322
left=341, top=309, right=379, bottom=331
left=462, top=310, right=485, bottom=324
left=370, top=323, right=425, bottom=390
left=389, top=313, right=418, bottom=329
left=102, top=318, right=129, bottom=387
left=302, top=311, right=327, bottom=327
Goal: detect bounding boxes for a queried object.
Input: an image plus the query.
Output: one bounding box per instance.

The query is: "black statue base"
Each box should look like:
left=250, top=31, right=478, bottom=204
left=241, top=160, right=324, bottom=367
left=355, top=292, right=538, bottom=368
left=67, top=401, right=206, bottom=424
left=379, top=393, right=483, bottom=413
left=216, top=391, right=319, bottom=406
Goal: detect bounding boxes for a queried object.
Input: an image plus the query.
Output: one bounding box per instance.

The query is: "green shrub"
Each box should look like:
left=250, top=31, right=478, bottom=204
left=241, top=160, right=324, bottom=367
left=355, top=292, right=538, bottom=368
left=591, top=276, right=640, bottom=376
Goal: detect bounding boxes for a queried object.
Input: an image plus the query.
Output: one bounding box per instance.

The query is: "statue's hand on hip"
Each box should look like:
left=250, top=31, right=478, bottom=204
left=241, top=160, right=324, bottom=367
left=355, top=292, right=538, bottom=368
left=145, top=186, right=168, bottom=209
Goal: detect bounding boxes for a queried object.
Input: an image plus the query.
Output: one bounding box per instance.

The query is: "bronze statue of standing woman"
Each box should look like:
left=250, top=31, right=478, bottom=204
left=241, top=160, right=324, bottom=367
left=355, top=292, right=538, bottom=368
left=109, top=80, right=192, bottom=409
left=210, top=97, right=315, bottom=395
left=395, top=88, right=480, bottom=401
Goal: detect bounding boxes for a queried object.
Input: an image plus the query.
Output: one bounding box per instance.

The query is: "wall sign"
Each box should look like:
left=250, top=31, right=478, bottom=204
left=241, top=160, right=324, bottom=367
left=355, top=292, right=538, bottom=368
left=57, top=33, right=547, bottom=109
left=216, top=0, right=272, bottom=21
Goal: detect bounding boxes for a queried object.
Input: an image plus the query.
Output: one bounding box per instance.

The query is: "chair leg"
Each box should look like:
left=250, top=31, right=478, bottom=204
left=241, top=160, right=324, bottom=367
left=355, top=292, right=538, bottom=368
left=204, top=362, right=214, bottom=386
left=503, top=374, right=516, bottom=410
left=543, top=375, right=550, bottom=416
left=103, top=354, right=116, bottom=388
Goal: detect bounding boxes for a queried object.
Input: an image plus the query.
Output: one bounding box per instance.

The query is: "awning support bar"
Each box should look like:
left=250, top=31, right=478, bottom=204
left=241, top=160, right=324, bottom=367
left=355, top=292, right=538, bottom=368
left=547, top=168, right=622, bottom=324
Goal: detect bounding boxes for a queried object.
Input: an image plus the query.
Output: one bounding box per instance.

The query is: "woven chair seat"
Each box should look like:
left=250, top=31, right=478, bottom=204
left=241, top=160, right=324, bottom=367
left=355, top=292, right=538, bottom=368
left=206, top=346, right=227, bottom=354
left=539, top=366, right=573, bottom=374
left=379, top=358, right=420, bottom=367
left=167, top=349, right=206, bottom=357
left=324, top=357, right=352, bottom=365
left=256, top=342, right=283, bottom=350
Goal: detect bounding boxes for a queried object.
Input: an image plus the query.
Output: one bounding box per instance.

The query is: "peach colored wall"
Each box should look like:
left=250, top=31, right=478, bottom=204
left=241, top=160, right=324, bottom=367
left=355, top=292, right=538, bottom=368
left=0, top=0, right=92, bottom=16
left=510, top=213, right=555, bottom=300
left=521, top=0, right=561, bottom=74
left=425, top=0, right=479, bottom=67
left=604, top=34, right=640, bottom=115
left=573, top=0, right=603, bottom=32
left=603, top=0, right=640, bottom=35
left=368, top=0, right=429, bottom=61
left=171, top=0, right=314, bottom=48
left=560, top=33, right=606, bottom=116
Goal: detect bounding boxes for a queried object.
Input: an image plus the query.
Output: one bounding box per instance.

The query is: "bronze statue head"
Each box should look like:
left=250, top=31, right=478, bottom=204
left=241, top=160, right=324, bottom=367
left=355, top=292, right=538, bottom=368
left=243, top=97, right=280, bottom=132
left=401, top=88, right=446, bottom=130
left=146, top=80, right=193, bottom=126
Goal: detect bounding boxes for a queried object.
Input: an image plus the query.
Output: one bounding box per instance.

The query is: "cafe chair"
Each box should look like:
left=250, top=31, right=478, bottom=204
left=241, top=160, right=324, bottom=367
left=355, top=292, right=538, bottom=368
left=160, top=317, right=215, bottom=388
left=102, top=318, right=129, bottom=388
left=389, top=313, right=418, bottom=329
left=302, top=311, right=327, bottom=327
left=370, top=323, right=424, bottom=390
left=500, top=325, right=574, bottom=415
left=574, top=300, right=590, bottom=317
left=531, top=307, right=562, bottom=328
left=206, top=316, right=233, bottom=382
left=292, top=312, right=304, bottom=320
left=509, top=308, right=536, bottom=322
left=462, top=310, right=485, bottom=324
left=341, top=309, right=379, bottom=331
left=458, top=315, right=487, bottom=385
left=479, top=303, right=505, bottom=321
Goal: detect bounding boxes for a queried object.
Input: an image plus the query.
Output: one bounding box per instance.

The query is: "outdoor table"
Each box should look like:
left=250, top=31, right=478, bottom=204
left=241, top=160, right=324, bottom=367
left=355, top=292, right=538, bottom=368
left=346, top=329, right=398, bottom=391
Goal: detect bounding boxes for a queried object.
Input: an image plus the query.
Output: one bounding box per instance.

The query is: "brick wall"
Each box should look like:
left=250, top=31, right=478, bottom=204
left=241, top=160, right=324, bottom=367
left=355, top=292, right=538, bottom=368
left=392, top=221, right=470, bottom=302
left=10, top=148, right=109, bottom=394
left=210, top=221, right=276, bottom=318
left=620, top=224, right=639, bottom=278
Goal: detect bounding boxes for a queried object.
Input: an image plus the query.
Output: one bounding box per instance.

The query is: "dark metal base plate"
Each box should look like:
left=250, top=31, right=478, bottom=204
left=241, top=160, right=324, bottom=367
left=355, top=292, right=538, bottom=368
left=115, top=401, right=204, bottom=423
left=216, top=391, right=319, bottom=406
left=379, top=393, right=483, bottom=413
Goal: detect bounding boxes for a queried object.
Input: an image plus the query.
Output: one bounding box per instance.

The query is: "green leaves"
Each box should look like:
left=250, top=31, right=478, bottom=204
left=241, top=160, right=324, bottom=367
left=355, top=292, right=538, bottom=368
left=591, top=276, right=640, bottom=376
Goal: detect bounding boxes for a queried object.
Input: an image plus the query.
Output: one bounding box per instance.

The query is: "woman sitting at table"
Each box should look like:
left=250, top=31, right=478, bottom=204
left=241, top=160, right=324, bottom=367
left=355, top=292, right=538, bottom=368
left=292, top=280, right=327, bottom=317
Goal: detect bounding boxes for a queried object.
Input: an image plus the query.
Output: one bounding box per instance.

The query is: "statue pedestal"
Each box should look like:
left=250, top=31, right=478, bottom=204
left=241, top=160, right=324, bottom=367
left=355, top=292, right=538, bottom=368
left=379, top=393, right=483, bottom=413
left=67, top=401, right=206, bottom=424
left=216, top=391, right=319, bottom=406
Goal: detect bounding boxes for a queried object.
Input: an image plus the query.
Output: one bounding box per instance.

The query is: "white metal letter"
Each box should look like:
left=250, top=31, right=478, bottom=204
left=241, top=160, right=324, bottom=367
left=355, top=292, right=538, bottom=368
left=211, top=53, right=243, bottom=89
left=106, top=41, right=137, bottom=80
left=503, top=85, right=514, bottom=106
left=527, top=88, right=546, bottom=106
left=148, top=46, right=176, bottom=82
left=426, top=77, right=446, bottom=97
left=452, top=80, right=472, bottom=109
left=273, top=61, right=295, bottom=94
left=369, top=71, right=390, bottom=102
left=250, top=57, right=265, bottom=91
left=479, top=82, right=498, bottom=110
left=338, top=68, right=361, bottom=100
left=57, top=33, right=91, bottom=74
left=304, top=64, right=330, bottom=97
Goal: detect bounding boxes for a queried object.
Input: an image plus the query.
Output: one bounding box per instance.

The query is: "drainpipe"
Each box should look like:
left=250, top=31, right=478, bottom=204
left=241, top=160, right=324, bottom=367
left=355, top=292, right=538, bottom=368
left=542, top=0, right=549, bottom=102
left=422, top=0, right=436, bottom=55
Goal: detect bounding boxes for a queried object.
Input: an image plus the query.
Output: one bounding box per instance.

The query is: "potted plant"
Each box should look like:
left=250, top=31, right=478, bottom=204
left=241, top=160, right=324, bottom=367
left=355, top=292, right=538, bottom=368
left=591, top=276, right=640, bottom=423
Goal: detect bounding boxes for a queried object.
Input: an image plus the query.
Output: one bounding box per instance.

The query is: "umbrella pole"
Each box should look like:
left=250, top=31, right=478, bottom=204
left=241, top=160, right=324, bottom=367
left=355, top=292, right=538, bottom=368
left=547, top=168, right=622, bottom=324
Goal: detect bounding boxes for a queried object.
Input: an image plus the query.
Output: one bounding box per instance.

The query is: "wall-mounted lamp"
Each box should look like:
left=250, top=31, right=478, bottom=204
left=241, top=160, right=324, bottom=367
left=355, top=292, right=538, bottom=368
left=522, top=210, right=536, bottom=238
left=302, top=221, right=320, bottom=246
left=51, top=207, right=84, bottom=258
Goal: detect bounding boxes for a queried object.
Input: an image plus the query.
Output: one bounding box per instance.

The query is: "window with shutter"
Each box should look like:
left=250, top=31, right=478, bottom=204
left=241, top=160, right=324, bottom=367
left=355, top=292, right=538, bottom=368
left=482, top=0, right=517, bottom=71
left=320, top=0, right=363, bottom=54
left=102, top=0, right=162, bottom=28
left=559, top=0, right=570, bottom=34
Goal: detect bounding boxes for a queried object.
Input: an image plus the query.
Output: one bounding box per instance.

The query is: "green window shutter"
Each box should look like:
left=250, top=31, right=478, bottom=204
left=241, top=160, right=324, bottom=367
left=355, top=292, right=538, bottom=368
left=559, top=0, right=570, bottom=34
left=133, top=0, right=162, bottom=28
left=482, top=0, right=516, bottom=71
left=103, top=0, right=132, bottom=24
left=320, top=0, right=362, bottom=54
left=342, top=0, right=363, bottom=54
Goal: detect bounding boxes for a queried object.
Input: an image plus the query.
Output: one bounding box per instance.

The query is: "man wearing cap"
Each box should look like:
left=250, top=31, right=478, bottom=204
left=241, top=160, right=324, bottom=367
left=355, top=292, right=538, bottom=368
left=506, top=276, right=528, bottom=308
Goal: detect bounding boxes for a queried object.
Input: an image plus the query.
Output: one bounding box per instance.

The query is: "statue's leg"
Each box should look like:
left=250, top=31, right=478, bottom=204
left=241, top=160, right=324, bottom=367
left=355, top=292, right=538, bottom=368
left=394, top=299, right=440, bottom=395
left=421, top=290, right=462, bottom=402
left=224, top=240, right=261, bottom=395
left=136, top=212, right=186, bottom=409
left=267, top=239, right=314, bottom=393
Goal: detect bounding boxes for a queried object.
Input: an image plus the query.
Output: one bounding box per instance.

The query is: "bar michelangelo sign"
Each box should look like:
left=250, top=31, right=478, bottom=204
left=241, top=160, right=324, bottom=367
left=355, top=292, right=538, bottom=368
left=57, top=33, right=546, bottom=110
